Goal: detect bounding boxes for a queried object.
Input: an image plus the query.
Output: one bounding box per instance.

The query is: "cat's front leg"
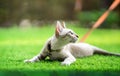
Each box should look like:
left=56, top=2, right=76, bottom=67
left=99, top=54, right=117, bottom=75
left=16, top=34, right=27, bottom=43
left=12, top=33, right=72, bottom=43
left=61, top=55, right=76, bottom=66
left=24, top=54, right=46, bottom=63
left=24, top=47, right=48, bottom=63
left=24, top=55, right=39, bottom=63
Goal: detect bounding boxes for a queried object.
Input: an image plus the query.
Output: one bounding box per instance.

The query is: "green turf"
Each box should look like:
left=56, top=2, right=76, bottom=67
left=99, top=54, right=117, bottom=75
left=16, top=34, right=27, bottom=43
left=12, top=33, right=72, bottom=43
left=0, top=25, right=120, bottom=76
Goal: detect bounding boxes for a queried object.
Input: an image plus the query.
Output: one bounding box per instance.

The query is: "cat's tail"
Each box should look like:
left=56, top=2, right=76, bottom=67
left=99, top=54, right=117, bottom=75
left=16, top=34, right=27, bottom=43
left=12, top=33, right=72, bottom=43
left=93, top=47, right=120, bottom=56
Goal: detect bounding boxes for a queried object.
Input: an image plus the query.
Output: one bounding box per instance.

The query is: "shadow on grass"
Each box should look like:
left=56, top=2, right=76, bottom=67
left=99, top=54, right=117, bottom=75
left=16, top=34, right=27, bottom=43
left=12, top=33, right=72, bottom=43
left=0, top=70, right=119, bottom=76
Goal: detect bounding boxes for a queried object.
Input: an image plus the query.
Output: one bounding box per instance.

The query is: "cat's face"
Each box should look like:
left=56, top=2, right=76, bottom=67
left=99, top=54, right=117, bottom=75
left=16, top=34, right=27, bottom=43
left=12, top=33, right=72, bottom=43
left=55, top=21, right=79, bottom=43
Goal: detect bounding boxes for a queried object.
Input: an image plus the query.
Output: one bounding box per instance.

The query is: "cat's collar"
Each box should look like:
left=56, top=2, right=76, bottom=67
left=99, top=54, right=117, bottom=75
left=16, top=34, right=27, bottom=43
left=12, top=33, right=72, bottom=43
left=47, top=40, right=61, bottom=52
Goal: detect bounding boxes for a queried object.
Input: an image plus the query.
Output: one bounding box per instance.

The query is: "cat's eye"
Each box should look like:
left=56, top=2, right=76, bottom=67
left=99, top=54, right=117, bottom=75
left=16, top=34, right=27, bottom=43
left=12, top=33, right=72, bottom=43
left=70, top=32, right=73, bottom=35
left=69, top=31, right=73, bottom=35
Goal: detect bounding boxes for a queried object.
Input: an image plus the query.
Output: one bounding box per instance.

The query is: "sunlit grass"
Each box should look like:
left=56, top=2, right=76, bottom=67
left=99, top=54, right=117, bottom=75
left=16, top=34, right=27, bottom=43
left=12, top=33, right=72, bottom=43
left=0, top=25, right=120, bottom=76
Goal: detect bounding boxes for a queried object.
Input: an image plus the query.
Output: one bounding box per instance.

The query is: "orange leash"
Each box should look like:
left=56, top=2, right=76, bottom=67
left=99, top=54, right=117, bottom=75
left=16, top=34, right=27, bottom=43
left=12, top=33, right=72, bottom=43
left=80, top=0, right=120, bottom=42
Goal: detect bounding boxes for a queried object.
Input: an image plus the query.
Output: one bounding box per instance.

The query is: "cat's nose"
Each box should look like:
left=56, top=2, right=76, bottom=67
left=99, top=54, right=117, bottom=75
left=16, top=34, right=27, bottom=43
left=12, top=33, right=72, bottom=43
left=76, top=35, right=79, bottom=38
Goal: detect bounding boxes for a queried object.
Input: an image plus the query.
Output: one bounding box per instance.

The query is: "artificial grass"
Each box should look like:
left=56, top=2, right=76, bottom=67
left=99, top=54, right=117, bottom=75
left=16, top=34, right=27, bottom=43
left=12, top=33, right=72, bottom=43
left=0, top=25, right=120, bottom=76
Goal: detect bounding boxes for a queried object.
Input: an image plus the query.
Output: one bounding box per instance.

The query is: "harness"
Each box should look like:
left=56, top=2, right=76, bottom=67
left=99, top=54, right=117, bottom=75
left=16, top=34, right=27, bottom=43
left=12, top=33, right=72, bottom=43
left=47, top=40, right=61, bottom=52
left=47, top=42, right=52, bottom=52
left=47, top=40, right=67, bottom=61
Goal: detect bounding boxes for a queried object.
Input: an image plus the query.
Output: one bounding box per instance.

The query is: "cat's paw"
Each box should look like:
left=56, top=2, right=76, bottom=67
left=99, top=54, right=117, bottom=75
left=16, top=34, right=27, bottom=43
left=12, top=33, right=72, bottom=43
left=24, top=59, right=34, bottom=63
left=61, top=61, right=71, bottom=66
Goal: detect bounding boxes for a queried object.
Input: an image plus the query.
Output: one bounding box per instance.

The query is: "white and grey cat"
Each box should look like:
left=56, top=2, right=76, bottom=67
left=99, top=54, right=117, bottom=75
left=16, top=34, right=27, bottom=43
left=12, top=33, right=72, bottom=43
left=24, top=21, right=120, bottom=66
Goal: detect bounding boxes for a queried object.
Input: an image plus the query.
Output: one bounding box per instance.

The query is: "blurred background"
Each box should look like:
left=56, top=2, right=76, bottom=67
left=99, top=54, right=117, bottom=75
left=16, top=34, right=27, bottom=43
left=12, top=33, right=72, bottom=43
left=0, top=1, right=120, bottom=75
left=0, top=0, right=120, bottom=28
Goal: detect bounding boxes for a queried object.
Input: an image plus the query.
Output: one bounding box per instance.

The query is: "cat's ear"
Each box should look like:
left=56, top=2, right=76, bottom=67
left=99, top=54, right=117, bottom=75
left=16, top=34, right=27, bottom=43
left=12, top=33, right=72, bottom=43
left=55, top=21, right=63, bottom=37
left=61, top=21, right=66, bottom=28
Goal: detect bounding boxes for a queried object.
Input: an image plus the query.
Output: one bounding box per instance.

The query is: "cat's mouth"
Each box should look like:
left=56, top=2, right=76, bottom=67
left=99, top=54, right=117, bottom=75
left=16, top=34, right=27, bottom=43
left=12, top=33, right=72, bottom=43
left=70, top=39, right=77, bottom=43
left=70, top=41, right=75, bottom=43
left=69, top=38, right=78, bottom=43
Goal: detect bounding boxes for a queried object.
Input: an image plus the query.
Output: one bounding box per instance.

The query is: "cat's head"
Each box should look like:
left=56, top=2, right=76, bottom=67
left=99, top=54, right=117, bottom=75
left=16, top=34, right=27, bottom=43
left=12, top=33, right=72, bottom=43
left=55, top=21, right=79, bottom=43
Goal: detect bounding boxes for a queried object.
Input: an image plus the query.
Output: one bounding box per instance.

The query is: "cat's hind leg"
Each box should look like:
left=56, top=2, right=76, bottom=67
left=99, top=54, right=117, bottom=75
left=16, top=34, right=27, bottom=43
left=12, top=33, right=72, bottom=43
left=61, top=55, right=76, bottom=66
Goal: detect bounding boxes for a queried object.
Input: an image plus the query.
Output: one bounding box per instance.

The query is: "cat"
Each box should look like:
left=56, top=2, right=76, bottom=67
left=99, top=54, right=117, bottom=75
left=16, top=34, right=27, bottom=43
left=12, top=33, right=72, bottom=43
left=24, top=21, right=120, bottom=66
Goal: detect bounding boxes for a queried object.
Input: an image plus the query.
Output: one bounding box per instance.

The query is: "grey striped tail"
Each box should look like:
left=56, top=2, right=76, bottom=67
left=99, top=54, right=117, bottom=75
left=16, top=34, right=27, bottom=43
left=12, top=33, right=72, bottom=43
left=93, top=48, right=120, bottom=57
